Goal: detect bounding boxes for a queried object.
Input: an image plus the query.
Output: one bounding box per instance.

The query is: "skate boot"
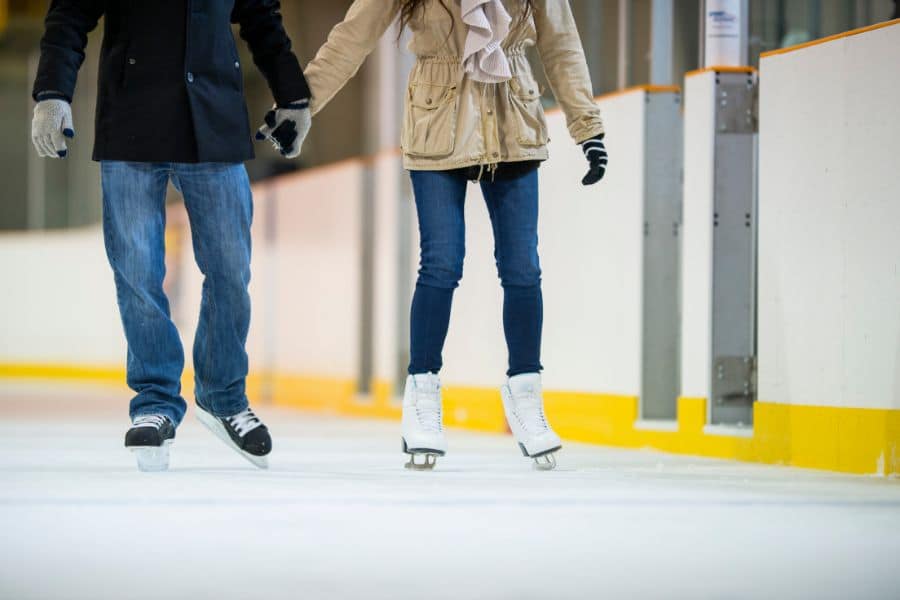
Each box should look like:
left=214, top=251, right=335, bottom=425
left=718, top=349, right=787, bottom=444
left=196, top=405, right=271, bottom=469
left=501, top=373, right=562, bottom=470
left=401, top=373, right=447, bottom=470
left=125, top=415, right=175, bottom=472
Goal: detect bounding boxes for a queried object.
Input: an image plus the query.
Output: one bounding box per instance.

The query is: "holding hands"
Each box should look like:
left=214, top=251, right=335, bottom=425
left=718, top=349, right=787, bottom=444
left=581, top=134, right=608, bottom=186
left=32, top=98, right=75, bottom=159
left=255, top=100, right=311, bottom=159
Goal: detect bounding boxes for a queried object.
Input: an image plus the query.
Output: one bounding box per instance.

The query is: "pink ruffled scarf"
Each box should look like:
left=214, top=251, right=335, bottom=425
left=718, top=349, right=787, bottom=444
left=460, top=0, right=513, bottom=83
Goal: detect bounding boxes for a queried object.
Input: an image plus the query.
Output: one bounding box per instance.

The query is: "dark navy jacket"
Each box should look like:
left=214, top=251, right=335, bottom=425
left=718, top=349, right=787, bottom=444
left=32, top=0, right=310, bottom=163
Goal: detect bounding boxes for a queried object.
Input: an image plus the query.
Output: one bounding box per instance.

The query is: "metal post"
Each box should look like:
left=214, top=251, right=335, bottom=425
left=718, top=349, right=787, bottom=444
left=650, top=0, right=674, bottom=85
left=583, top=0, right=604, bottom=95
left=617, top=0, right=631, bottom=89
left=709, top=69, right=758, bottom=426
left=357, top=42, right=382, bottom=396
left=26, top=53, right=45, bottom=230
left=704, top=0, right=749, bottom=67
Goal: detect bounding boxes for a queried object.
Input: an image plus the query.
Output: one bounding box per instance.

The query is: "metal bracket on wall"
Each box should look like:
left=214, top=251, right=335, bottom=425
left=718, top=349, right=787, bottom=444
left=714, top=73, right=758, bottom=135
left=713, top=355, right=756, bottom=408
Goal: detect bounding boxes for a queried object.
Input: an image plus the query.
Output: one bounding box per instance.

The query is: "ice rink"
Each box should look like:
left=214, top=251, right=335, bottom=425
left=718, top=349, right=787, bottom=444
left=2, top=382, right=899, bottom=600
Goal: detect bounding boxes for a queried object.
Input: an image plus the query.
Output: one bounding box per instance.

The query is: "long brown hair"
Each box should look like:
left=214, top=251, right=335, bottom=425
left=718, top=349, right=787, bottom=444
left=398, top=0, right=535, bottom=37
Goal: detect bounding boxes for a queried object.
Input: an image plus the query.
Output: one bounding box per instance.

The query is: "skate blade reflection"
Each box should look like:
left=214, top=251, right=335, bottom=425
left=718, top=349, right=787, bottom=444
left=130, top=441, right=172, bottom=472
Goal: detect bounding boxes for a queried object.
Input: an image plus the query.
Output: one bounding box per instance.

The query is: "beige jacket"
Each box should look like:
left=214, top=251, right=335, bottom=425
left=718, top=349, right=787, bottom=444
left=305, top=0, right=604, bottom=171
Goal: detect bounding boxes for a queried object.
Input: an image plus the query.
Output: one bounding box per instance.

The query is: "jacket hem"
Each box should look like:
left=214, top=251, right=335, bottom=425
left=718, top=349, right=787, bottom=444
left=403, top=151, right=549, bottom=172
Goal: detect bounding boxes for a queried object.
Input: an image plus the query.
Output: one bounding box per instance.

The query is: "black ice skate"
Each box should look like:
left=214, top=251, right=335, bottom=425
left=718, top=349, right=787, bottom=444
left=195, top=405, right=271, bottom=469
left=125, top=415, right=176, bottom=472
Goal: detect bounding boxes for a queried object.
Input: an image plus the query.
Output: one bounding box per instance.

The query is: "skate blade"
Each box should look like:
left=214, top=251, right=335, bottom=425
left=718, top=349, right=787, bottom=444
left=518, top=443, right=561, bottom=471
left=196, top=408, right=269, bottom=470
left=130, top=442, right=172, bottom=472
left=401, top=438, right=443, bottom=470
left=404, top=453, right=439, bottom=470
left=532, top=452, right=558, bottom=471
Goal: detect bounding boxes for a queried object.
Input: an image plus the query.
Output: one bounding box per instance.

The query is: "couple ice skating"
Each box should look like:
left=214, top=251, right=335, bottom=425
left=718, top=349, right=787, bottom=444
left=31, top=0, right=608, bottom=472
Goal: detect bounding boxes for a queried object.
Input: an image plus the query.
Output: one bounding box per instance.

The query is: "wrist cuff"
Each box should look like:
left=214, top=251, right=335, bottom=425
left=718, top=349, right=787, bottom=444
left=280, top=99, right=310, bottom=110
left=35, top=91, right=71, bottom=103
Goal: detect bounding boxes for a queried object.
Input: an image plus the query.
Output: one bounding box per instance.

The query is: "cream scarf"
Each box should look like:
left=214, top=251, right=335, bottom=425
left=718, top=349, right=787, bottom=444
left=460, top=0, right=513, bottom=83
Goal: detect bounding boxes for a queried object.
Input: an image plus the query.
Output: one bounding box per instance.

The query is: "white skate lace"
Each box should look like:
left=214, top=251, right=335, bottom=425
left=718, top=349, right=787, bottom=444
left=227, top=408, right=263, bottom=437
left=514, top=390, right=550, bottom=435
left=415, top=389, right=443, bottom=433
left=132, top=415, right=167, bottom=429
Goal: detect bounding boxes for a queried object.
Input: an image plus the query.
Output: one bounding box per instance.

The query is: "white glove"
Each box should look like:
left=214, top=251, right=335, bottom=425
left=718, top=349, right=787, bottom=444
left=255, top=100, right=311, bottom=159
left=32, top=99, right=75, bottom=159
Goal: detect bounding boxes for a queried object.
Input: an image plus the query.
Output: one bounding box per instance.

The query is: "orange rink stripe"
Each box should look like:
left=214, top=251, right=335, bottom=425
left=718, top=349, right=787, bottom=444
left=685, top=66, right=757, bottom=79
left=761, top=18, right=900, bottom=59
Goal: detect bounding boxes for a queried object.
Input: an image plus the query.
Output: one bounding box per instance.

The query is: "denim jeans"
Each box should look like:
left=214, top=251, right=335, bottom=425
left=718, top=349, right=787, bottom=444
left=408, top=168, right=543, bottom=377
left=101, top=161, right=253, bottom=427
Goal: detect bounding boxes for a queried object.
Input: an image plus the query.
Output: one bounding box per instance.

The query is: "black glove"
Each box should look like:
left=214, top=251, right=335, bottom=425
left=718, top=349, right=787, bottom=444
left=581, top=134, right=608, bottom=186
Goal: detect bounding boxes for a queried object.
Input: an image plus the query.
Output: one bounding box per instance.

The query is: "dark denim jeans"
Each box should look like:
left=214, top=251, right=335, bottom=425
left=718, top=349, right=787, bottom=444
left=409, top=168, right=543, bottom=377
left=101, top=161, right=253, bottom=427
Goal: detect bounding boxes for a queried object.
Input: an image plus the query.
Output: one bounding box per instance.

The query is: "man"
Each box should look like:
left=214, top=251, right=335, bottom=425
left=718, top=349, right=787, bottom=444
left=31, top=0, right=310, bottom=471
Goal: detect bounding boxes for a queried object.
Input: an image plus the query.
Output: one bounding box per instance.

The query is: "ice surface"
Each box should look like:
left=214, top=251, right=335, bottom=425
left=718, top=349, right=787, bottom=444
left=1, top=382, right=899, bottom=600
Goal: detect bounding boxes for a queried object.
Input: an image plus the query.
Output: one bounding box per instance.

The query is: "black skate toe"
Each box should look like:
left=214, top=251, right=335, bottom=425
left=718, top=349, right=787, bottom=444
left=124, top=416, right=175, bottom=448
left=239, top=425, right=272, bottom=456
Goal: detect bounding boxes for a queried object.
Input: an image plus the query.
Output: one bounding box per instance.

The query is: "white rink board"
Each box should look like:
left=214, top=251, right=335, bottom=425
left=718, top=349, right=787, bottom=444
left=268, top=168, right=363, bottom=377
left=0, top=228, right=124, bottom=365
left=758, top=23, right=900, bottom=410
left=679, top=71, right=717, bottom=400
left=441, top=93, right=647, bottom=395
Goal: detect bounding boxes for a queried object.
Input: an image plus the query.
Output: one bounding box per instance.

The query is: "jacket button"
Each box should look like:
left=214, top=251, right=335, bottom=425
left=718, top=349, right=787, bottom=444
left=487, top=109, right=493, bottom=115
left=426, top=98, right=433, bottom=105
left=128, top=58, right=136, bottom=65
left=186, top=72, right=194, bottom=83
left=234, top=61, right=240, bottom=69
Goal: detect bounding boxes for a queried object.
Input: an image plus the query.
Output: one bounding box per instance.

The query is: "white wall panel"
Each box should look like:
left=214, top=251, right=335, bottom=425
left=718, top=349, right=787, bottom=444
left=440, top=91, right=650, bottom=396
left=372, top=153, right=407, bottom=387
left=758, top=23, right=900, bottom=410
left=268, top=166, right=363, bottom=378
left=540, top=93, right=646, bottom=395
left=680, top=72, right=717, bottom=400
left=438, top=181, right=508, bottom=387
left=0, top=228, right=124, bottom=365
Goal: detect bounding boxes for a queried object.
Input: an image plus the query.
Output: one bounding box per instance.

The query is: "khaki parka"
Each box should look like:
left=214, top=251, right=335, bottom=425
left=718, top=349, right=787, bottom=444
left=305, top=0, right=604, bottom=171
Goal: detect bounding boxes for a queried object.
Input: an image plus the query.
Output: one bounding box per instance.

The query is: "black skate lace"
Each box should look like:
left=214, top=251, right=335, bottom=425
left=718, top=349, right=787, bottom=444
left=133, top=415, right=167, bottom=429
left=227, top=408, right=263, bottom=437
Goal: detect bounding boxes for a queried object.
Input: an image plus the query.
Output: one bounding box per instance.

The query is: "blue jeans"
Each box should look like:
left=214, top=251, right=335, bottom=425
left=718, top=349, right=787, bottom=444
left=101, top=161, right=253, bottom=427
left=409, top=168, right=543, bottom=377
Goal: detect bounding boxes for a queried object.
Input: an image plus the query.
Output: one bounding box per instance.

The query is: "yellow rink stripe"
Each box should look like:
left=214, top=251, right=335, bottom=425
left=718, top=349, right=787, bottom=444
left=2, top=363, right=897, bottom=476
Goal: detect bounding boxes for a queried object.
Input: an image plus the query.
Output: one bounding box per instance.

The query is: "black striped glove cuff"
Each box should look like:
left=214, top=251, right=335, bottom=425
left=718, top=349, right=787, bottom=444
left=581, top=135, right=608, bottom=186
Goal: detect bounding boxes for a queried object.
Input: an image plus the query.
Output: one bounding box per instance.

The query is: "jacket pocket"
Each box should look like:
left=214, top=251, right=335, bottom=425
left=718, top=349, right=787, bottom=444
left=402, top=81, right=459, bottom=158
left=508, top=78, right=549, bottom=147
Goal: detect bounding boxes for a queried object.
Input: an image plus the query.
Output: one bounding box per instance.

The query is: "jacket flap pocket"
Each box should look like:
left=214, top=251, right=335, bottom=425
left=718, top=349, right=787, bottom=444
left=410, top=82, right=456, bottom=109
left=509, top=77, right=542, bottom=101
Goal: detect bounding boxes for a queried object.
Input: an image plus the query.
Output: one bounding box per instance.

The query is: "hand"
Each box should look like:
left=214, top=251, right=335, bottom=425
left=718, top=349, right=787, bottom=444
left=581, top=134, right=608, bottom=186
left=255, top=100, right=311, bottom=159
left=32, top=99, right=75, bottom=159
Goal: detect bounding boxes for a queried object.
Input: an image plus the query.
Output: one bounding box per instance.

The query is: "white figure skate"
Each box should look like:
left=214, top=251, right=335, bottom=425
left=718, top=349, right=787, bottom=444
left=501, top=373, right=562, bottom=470
left=401, top=373, right=447, bottom=470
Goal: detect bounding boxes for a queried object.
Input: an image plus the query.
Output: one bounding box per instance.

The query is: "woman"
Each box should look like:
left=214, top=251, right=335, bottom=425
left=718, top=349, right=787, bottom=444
left=304, top=0, right=608, bottom=470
